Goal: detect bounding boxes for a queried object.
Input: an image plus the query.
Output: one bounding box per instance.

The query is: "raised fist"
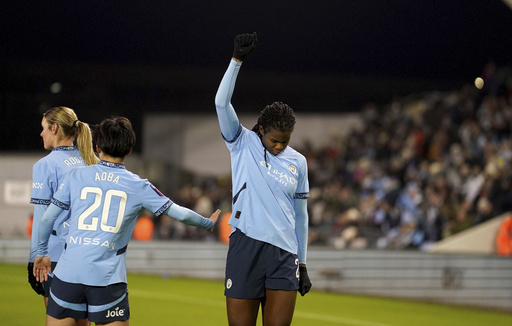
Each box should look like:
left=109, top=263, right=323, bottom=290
left=233, top=32, right=258, bottom=61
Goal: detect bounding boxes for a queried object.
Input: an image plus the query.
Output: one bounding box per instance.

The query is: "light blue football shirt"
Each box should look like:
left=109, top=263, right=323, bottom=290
left=29, top=146, right=86, bottom=262
left=226, top=127, right=309, bottom=255
left=48, top=160, right=172, bottom=286
left=215, top=59, right=310, bottom=262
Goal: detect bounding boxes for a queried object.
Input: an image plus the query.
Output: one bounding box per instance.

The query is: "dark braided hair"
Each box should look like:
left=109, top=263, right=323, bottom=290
left=251, top=101, right=296, bottom=135
left=251, top=101, right=296, bottom=165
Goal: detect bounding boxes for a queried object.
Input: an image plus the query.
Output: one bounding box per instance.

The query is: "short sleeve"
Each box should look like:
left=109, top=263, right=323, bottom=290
left=31, top=159, right=57, bottom=205
left=142, top=181, right=173, bottom=216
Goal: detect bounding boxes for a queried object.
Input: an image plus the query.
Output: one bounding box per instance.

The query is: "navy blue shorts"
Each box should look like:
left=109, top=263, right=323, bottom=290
left=47, top=276, right=130, bottom=323
left=224, top=228, right=299, bottom=299
left=42, top=262, right=58, bottom=296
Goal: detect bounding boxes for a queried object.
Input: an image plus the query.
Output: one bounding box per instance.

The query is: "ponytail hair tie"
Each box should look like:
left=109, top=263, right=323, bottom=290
left=73, top=120, right=79, bottom=128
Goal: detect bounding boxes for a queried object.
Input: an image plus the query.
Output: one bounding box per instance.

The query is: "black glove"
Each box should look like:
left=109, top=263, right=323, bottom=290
left=233, top=32, right=258, bottom=61
left=298, top=266, right=312, bottom=296
left=27, top=262, right=45, bottom=295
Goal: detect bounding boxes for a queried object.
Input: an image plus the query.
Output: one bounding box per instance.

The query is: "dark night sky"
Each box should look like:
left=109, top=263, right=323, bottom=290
left=3, top=1, right=512, bottom=78
left=1, top=1, right=512, bottom=151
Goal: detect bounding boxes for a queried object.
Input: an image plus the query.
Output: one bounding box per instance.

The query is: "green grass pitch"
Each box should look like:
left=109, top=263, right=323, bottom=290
left=1, top=263, right=511, bottom=325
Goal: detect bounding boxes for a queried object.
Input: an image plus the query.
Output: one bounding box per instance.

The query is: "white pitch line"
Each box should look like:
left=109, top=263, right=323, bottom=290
left=130, top=290, right=396, bottom=326
left=3, top=278, right=396, bottom=326
left=130, top=289, right=225, bottom=308
left=295, top=311, right=395, bottom=326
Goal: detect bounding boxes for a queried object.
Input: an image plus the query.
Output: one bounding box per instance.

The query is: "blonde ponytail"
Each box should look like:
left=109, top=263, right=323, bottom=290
left=43, top=107, right=99, bottom=165
left=75, top=121, right=100, bottom=165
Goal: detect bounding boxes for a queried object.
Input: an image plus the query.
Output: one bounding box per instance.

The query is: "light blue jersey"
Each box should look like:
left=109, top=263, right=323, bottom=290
left=42, top=161, right=172, bottom=286
left=215, top=59, right=310, bottom=263
left=38, top=160, right=213, bottom=286
left=29, top=146, right=86, bottom=262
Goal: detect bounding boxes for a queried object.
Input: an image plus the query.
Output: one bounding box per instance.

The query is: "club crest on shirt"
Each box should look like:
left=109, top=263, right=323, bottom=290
left=288, top=164, right=297, bottom=176
left=260, top=161, right=297, bottom=186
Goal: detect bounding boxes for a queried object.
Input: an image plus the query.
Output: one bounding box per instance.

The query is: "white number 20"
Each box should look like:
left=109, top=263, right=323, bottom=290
left=78, top=187, right=127, bottom=233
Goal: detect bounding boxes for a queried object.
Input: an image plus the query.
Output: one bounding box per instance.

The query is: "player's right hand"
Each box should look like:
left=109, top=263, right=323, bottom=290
left=298, top=266, right=312, bottom=296
left=33, top=256, right=52, bottom=282
left=27, top=262, right=45, bottom=295
left=233, top=32, right=258, bottom=61
left=207, top=209, right=222, bottom=232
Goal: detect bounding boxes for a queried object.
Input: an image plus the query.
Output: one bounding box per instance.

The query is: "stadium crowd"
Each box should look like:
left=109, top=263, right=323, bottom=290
left=153, top=62, right=512, bottom=250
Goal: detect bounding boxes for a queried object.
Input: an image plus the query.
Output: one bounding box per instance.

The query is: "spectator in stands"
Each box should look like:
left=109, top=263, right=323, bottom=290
left=160, top=62, right=512, bottom=252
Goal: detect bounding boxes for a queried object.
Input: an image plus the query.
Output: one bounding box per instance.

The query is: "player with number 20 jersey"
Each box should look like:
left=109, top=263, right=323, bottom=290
left=45, top=161, right=176, bottom=286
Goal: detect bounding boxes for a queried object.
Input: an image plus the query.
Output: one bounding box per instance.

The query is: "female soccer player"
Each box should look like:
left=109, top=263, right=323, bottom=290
left=215, top=33, right=312, bottom=326
left=28, top=107, right=98, bottom=315
left=34, top=116, right=220, bottom=325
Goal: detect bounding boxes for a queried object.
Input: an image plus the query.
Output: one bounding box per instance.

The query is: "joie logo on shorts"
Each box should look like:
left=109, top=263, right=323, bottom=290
left=106, top=307, right=125, bottom=318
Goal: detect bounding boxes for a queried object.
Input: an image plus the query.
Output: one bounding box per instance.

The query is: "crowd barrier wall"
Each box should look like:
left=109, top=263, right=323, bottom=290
left=2, top=238, right=511, bottom=312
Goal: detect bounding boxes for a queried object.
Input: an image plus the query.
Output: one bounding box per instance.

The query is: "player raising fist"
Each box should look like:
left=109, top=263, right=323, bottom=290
left=215, top=33, right=312, bottom=326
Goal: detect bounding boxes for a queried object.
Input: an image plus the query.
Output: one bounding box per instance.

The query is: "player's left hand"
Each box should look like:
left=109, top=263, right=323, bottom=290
left=233, top=32, right=258, bottom=61
left=207, top=209, right=222, bottom=232
left=298, top=266, right=312, bottom=296
left=33, top=256, right=52, bottom=282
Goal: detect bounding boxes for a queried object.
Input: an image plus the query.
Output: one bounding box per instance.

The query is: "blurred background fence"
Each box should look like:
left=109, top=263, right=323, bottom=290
left=2, top=238, right=511, bottom=312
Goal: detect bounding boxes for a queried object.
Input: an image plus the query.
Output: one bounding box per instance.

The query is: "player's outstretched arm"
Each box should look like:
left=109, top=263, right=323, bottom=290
left=165, top=204, right=220, bottom=231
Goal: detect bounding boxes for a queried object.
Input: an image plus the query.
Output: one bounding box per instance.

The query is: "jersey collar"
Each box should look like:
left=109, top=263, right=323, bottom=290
left=52, top=146, right=77, bottom=152
left=99, top=160, right=126, bottom=169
